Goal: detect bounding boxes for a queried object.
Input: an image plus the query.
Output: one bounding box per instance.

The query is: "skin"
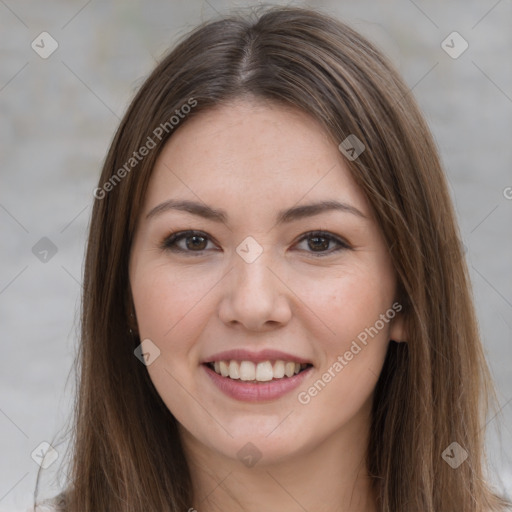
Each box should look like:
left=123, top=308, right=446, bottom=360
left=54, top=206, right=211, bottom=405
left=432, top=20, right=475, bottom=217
left=129, top=97, right=406, bottom=512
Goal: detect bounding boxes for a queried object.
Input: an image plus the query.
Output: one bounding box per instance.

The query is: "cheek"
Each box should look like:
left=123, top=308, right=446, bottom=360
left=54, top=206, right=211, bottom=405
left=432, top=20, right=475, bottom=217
left=132, top=263, right=218, bottom=343
left=295, top=343, right=387, bottom=440
left=131, top=265, right=218, bottom=415
left=302, top=264, right=394, bottom=347
left=294, top=282, right=392, bottom=431
left=293, top=267, right=395, bottom=420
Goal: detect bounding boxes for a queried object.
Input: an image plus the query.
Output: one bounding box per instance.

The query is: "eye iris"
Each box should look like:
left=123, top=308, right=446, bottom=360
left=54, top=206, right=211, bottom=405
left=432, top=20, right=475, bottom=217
left=308, top=236, right=329, bottom=251
left=187, top=235, right=207, bottom=250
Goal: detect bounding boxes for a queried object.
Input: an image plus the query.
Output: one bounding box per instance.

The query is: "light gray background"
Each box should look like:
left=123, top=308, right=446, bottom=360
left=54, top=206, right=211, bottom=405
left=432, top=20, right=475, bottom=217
left=1, top=0, right=511, bottom=510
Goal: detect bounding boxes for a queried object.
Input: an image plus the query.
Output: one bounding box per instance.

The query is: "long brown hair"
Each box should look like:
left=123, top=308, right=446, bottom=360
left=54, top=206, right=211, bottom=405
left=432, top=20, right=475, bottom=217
left=38, top=6, right=511, bottom=511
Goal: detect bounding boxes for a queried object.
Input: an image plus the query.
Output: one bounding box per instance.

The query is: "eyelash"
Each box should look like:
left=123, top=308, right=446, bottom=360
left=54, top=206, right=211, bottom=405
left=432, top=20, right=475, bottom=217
left=160, top=230, right=351, bottom=257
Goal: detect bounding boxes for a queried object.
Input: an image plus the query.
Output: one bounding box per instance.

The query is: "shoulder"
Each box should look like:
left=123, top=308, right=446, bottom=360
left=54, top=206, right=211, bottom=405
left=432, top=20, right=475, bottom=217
left=24, top=494, right=66, bottom=512
left=33, top=490, right=67, bottom=512
left=24, top=505, right=58, bottom=512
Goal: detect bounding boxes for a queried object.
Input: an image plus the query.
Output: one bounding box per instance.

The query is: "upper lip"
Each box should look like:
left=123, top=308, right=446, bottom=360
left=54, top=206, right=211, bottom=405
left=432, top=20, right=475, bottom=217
left=202, top=349, right=313, bottom=365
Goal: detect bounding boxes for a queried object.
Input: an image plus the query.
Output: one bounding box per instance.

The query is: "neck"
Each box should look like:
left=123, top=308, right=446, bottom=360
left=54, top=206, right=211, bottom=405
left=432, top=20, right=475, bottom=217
left=180, top=403, right=378, bottom=512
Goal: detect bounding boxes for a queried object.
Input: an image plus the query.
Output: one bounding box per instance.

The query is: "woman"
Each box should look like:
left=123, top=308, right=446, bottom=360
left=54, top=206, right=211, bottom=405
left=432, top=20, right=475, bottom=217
left=34, top=6, right=511, bottom=512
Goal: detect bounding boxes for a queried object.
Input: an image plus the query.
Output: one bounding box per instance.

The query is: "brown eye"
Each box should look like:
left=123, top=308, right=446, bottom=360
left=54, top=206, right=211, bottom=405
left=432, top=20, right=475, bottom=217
left=295, top=231, right=351, bottom=256
left=184, top=234, right=208, bottom=250
left=307, top=235, right=330, bottom=251
left=160, top=230, right=350, bottom=257
left=161, top=230, right=215, bottom=253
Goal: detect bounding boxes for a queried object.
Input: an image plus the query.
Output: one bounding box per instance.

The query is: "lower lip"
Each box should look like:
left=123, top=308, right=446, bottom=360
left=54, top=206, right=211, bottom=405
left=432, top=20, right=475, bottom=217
left=202, top=364, right=313, bottom=402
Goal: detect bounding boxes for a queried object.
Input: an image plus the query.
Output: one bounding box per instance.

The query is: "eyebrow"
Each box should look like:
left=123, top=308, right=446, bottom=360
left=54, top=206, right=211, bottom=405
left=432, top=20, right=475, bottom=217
left=146, top=198, right=367, bottom=224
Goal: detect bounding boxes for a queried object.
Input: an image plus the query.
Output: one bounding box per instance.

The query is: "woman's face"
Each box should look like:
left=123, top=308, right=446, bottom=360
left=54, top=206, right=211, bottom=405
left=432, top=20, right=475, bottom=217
left=129, top=98, right=405, bottom=466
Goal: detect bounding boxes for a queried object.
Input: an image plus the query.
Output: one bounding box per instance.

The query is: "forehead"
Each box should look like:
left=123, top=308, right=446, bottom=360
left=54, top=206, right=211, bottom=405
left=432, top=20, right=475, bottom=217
left=143, top=99, right=371, bottom=219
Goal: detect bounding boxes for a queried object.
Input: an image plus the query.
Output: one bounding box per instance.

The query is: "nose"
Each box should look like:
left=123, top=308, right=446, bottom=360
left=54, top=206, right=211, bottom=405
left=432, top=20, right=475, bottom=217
left=218, top=248, right=292, bottom=331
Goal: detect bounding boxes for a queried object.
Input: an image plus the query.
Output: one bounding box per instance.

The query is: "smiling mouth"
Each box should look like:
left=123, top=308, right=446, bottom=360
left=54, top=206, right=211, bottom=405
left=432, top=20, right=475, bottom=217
left=205, top=360, right=312, bottom=383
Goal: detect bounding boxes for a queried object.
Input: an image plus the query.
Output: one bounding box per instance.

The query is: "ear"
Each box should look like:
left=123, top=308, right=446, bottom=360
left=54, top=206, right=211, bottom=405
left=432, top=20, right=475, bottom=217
left=128, top=307, right=139, bottom=335
left=126, top=286, right=139, bottom=336
left=389, top=308, right=407, bottom=343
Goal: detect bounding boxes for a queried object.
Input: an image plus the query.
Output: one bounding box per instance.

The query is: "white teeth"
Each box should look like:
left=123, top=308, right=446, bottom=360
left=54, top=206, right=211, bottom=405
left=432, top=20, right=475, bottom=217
left=284, top=362, right=295, bottom=378
left=256, top=361, right=274, bottom=381
left=209, top=359, right=310, bottom=381
left=228, top=360, right=240, bottom=379
left=273, top=360, right=285, bottom=378
left=219, top=360, right=229, bottom=377
left=239, top=361, right=256, bottom=381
